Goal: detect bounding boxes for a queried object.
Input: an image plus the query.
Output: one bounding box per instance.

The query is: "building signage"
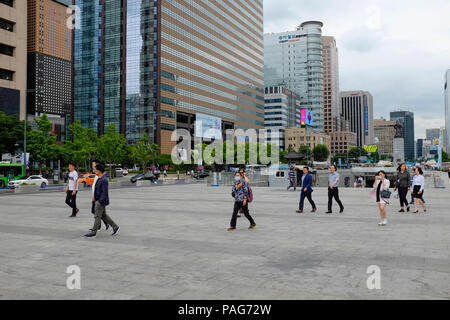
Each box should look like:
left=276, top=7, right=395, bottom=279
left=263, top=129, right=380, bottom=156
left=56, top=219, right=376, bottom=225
left=300, top=109, right=313, bottom=127
left=364, top=145, right=378, bottom=153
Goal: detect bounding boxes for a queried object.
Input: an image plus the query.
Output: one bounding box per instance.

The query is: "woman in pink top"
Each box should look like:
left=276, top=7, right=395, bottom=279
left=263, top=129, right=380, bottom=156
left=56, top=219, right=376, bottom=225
left=369, top=170, right=391, bottom=226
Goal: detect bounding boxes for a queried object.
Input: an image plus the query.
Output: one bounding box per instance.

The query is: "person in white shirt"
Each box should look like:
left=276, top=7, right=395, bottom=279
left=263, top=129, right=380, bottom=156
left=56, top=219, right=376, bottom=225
left=369, top=170, right=391, bottom=226
left=412, top=167, right=427, bottom=213
left=65, top=162, right=79, bottom=217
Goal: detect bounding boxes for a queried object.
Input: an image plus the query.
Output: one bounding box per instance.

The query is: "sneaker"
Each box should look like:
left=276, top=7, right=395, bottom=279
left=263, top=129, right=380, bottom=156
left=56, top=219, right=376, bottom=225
left=382, top=219, right=388, bottom=226
left=112, top=226, right=120, bottom=236
left=296, top=210, right=303, bottom=213
left=311, top=208, right=317, bottom=213
left=339, top=208, right=344, bottom=213
left=69, top=215, right=76, bottom=218
left=227, top=228, right=237, bottom=232
left=325, top=211, right=332, bottom=214
left=84, top=232, right=96, bottom=238
left=399, top=209, right=405, bottom=213
left=248, top=224, right=256, bottom=230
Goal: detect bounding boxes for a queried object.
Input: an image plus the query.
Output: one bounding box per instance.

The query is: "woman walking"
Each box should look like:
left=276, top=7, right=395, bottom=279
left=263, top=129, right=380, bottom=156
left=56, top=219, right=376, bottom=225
left=412, top=167, right=427, bottom=213
left=370, top=170, right=391, bottom=226
left=394, top=163, right=411, bottom=213
left=228, top=171, right=256, bottom=231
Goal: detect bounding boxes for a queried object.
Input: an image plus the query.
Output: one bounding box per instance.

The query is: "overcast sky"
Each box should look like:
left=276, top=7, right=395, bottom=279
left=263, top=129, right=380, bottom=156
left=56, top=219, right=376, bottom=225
left=264, top=0, right=450, bottom=139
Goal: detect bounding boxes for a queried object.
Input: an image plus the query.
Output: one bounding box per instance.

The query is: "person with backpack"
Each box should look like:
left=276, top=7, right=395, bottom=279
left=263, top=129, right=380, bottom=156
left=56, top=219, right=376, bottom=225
left=237, top=168, right=250, bottom=218
left=228, top=171, right=256, bottom=231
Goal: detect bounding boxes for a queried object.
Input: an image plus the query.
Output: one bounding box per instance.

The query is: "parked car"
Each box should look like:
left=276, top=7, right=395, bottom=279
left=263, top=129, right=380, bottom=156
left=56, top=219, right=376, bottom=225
left=130, top=172, right=157, bottom=183
left=115, top=167, right=128, bottom=176
left=193, top=172, right=210, bottom=180
left=8, top=175, right=49, bottom=188
left=78, top=174, right=96, bottom=187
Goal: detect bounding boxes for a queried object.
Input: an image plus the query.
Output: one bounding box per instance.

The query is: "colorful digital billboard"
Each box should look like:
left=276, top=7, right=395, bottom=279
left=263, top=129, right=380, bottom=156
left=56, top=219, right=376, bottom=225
left=300, top=109, right=313, bottom=127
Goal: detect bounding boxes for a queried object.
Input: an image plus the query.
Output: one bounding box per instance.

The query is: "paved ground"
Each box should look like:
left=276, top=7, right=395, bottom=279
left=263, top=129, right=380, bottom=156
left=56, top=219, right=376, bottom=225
left=0, top=182, right=449, bottom=300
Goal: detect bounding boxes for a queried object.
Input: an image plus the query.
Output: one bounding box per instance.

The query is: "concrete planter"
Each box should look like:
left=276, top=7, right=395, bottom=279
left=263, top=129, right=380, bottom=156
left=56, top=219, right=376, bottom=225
left=15, top=185, right=41, bottom=194
left=136, top=180, right=155, bottom=187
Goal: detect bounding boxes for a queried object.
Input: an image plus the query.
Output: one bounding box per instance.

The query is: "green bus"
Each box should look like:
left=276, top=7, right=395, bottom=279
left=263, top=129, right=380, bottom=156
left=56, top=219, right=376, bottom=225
left=0, top=164, right=24, bottom=188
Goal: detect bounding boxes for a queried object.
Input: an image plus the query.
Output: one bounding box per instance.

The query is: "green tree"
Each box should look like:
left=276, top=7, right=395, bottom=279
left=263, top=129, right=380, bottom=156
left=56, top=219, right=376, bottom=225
left=97, top=124, right=127, bottom=179
left=313, top=144, right=330, bottom=162
left=27, top=113, right=60, bottom=171
left=348, top=146, right=368, bottom=160
left=298, top=145, right=312, bottom=159
left=130, top=132, right=160, bottom=171
left=63, top=120, right=98, bottom=168
left=0, top=111, right=24, bottom=157
left=442, top=151, right=450, bottom=163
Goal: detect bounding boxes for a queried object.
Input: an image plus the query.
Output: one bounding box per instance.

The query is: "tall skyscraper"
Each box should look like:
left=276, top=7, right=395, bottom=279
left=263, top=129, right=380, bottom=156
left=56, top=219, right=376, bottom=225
left=73, top=0, right=264, bottom=154
left=426, top=128, right=441, bottom=141
left=339, top=91, right=374, bottom=148
left=264, top=85, right=301, bottom=148
left=390, top=111, right=415, bottom=161
left=445, top=69, right=450, bottom=152
left=322, top=36, right=339, bottom=134
left=27, top=0, right=72, bottom=141
left=264, top=21, right=324, bottom=132
left=0, top=0, right=27, bottom=119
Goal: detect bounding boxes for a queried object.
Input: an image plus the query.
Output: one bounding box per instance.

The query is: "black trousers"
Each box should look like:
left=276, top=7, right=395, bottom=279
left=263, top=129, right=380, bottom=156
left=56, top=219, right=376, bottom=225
left=65, top=191, right=78, bottom=215
left=328, top=187, right=344, bottom=212
left=230, top=201, right=255, bottom=229
left=398, top=186, right=409, bottom=207
left=299, top=190, right=316, bottom=211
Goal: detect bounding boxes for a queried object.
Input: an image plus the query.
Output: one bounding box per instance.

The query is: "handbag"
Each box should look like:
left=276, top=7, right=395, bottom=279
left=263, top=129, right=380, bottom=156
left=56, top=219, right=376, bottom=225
left=247, top=186, right=253, bottom=203
left=380, top=190, right=391, bottom=199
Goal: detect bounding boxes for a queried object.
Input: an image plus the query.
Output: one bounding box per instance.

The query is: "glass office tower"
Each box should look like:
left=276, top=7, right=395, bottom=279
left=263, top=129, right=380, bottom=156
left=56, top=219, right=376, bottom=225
left=73, top=0, right=264, bottom=152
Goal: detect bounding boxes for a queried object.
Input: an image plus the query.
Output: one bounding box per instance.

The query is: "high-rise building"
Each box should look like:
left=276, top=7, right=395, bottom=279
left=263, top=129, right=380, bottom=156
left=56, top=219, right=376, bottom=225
left=426, top=128, right=441, bottom=141
left=339, top=91, right=374, bottom=148
left=0, top=0, right=27, bottom=119
left=390, top=111, right=415, bottom=161
left=73, top=0, right=265, bottom=154
left=416, top=138, right=424, bottom=160
left=445, top=69, right=450, bottom=152
left=374, top=118, right=396, bottom=155
left=322, top=36, right=339, bottom=134
left=264, top=85, right=301, bottom=148
left=27, top=0, right=72, bottom=142
left=264, top=21, right=324, bottom=132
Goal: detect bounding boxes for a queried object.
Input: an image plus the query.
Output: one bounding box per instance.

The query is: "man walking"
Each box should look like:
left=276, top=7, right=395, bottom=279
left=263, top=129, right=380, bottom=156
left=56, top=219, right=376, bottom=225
left=325, top=165, right=344, bottom=214
left=296, top=166, right=317, bottom=213
left=84, top=163, right=120, bottom=238
left=91, top=160, right=109, bottom=231
left=66, top=162, right=79, bottom=217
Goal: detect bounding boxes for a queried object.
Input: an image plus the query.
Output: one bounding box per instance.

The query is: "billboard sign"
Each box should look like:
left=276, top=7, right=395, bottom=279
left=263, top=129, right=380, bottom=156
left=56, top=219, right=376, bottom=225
left=364, top=145, right=378, bottom=153
left=300, top=109, right=313, bottom=127
left=195, top=113, right=222, bottom=139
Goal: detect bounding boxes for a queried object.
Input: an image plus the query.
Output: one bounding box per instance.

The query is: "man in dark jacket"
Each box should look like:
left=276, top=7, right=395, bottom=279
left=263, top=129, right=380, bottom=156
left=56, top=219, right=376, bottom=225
left=296, top=166, right=317, bottom=213
left=84, top=163, right=120, bottom=238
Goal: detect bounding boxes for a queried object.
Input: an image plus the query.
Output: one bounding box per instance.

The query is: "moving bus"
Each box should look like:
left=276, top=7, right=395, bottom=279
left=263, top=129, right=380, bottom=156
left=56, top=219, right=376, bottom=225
left=0, top=164, right=24, bottom=188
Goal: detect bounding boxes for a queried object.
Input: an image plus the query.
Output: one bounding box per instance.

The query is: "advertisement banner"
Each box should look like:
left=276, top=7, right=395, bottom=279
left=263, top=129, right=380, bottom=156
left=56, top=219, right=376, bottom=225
left=195, top=113, right=222, bottom=139
left=300, top=109, right=313, bottom=127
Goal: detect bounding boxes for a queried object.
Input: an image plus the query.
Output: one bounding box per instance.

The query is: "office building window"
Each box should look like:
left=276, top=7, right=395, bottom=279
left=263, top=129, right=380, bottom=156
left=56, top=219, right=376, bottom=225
left=0, top=43, right=14, bottom=56
left=0, top=68, right=14, bottom=81
left=0, top=18, right=14, bottom=32
left=0, top=0, right=14, bottom=7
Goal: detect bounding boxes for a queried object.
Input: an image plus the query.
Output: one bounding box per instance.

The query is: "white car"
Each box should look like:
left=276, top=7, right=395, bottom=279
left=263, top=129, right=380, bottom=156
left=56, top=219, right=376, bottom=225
left=8, top=175, right=49, bottom=188
left=115, top=168, right=128, bottom=176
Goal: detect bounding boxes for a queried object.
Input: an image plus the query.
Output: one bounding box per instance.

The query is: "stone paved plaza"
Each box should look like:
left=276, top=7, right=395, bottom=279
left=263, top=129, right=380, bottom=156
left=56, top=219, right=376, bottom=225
left=0, top=182, right=449, bottom=300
